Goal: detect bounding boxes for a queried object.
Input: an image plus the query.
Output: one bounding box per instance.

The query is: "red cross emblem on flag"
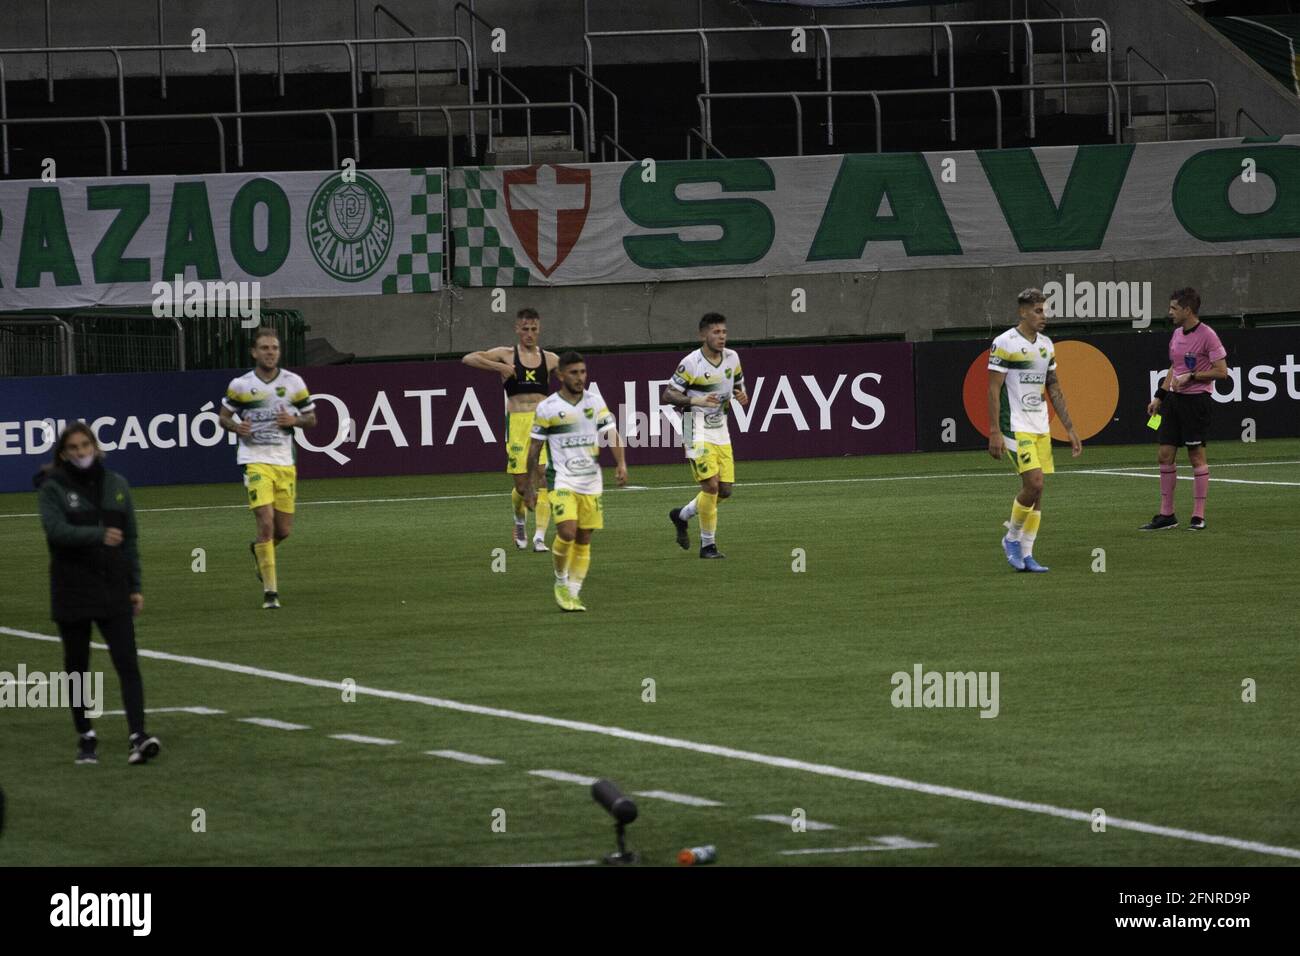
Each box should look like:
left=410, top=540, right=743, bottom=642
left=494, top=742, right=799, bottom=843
left=504, top=164, right=591, bottom=277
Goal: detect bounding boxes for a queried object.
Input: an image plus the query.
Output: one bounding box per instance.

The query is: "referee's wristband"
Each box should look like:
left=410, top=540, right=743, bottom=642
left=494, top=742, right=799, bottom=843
left=1154, top=387, right=1168, bottom=400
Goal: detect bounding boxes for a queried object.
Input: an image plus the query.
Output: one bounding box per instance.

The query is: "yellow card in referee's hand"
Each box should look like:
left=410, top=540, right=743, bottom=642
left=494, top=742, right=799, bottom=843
left=1147, top=414, right=1162, bottom=430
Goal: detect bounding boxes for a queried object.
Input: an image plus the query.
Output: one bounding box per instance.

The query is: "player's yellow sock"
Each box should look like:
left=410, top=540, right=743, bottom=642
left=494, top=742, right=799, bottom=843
left=552, top=536, right=573, bottom=584
left=1008, top=498, right=1034, bottom=540
left=568, top=542, right=590, bottom=595
left=254, top=541, right=277, bottom=592
left=1021, top=510, right=1042, bottom=556
left=697, top=491, right=718, bottom=546
left=534, top=489, right=551, bottom=536
left=511, top=488, right=527, bottom=521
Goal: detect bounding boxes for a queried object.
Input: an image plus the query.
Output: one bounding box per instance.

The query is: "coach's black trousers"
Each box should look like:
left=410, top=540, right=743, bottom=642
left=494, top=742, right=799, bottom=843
left=58, top=614, right=145, bottom=738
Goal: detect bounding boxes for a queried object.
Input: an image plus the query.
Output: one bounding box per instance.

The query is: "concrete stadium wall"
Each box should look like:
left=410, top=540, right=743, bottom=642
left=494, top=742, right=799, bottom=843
left=279, top=249, right=1300, bottom=359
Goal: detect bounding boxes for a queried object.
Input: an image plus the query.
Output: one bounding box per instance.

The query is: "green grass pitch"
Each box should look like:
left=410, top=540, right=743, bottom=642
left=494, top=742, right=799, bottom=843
left=1, top=440, right=1297, bottom=867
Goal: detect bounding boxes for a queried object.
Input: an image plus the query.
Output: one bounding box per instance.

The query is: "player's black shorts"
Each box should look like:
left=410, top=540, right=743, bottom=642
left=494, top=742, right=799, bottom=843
left=1157, top=392, right=1212, bottom=448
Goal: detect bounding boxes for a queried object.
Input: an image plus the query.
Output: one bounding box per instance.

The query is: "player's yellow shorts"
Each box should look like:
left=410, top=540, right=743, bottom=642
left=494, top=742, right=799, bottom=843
left=688, top=441, right=735, bottom=484
left=549, top=488, right=603, bottom=530
left=244, top=463, right=297, bottom=512
left=1006, top=431, right=1054, bottom=475
left=506, top=411, right=548, bottom=474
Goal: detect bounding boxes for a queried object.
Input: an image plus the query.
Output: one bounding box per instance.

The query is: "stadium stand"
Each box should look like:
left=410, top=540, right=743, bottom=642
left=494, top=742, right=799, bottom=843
left=1, top=0, right=1298, bottom=366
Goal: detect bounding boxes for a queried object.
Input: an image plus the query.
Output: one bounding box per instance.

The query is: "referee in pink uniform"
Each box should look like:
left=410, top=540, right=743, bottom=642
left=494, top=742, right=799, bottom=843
left=1141, top=288, right=1229, bottom=531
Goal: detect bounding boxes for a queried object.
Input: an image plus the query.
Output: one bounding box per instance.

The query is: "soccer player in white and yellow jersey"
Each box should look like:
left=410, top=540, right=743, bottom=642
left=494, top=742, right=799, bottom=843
left=987, top=289, right=1082, bottom=573
left=524, top=352, right=628, bottom=612
left=663, top=313, right=748, bottom=559
left=217, top=327, right=316, bottom=609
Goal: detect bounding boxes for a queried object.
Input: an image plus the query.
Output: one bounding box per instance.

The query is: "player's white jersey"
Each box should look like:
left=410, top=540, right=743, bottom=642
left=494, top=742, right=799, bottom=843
left=670, top=347, right=744, bottom=453
left=530, top=389, right=616, bottom=496
left=988, top=328, right=1055, bottom=436
left=222, top=368, right=315, bottom=466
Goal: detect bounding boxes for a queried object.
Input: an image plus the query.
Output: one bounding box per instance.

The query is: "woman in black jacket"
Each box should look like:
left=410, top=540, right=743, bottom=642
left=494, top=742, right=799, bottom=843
left=36, top=423, right=160, bottom=766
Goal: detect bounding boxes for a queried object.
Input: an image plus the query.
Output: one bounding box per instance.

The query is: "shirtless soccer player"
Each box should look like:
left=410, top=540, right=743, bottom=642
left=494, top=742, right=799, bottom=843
left=462, top=308, right=559, bottom=552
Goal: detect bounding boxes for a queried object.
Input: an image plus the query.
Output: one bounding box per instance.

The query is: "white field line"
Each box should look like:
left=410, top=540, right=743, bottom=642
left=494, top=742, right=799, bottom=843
left=3, top=624, right=1299, bottom=862
left=753, top=814, right=837, bottom=831
left=3, top=460, right=1295, bottom=520
left=494, top=860, right=600, bottom=868
left=100, top=706, right=225, bottom=716
left=1077, top=469, right=1299, bottom=487
left=779, top=837, right=939, bottom=856
left=328, top=733, right=399, bottom=746
left=528, top=769, right=599, bottom=786
left=238, top=717, right=310, bottom=730
left=426, top=749, right=504, bottom=765
left=633, top=790, right=724, bottom=807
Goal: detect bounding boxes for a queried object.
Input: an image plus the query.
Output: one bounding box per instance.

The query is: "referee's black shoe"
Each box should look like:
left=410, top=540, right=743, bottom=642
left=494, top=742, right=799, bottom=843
left=669, top=508, right=690, bottom=550
left=75, top=731, right=98, bottom=765
left=1139, top=513, right=1178, bottom=531
left=1189, top=516, right=1206, bottom=531
left=128, top=733, right=161, bottom=765
left=700, top=544, right=726, bottom=559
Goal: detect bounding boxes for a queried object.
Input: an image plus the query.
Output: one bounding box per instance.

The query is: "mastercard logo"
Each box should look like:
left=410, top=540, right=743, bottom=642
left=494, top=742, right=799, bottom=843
left=961, top=341, right=1120, bottom=442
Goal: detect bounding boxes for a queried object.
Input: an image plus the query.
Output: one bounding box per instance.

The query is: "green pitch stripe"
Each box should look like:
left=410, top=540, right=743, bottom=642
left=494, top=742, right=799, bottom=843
left=3, top=625, right=1298, bottom=861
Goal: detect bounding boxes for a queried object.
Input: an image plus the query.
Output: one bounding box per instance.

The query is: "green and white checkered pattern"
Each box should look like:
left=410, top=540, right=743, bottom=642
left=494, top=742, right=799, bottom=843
left=381, top=168, right=444, bottom=294
left=450, top=168, right=532, bottom=287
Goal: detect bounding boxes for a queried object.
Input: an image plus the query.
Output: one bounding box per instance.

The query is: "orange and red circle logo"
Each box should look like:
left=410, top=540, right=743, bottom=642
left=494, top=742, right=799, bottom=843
left=961, top=341, right=1119, bottom=441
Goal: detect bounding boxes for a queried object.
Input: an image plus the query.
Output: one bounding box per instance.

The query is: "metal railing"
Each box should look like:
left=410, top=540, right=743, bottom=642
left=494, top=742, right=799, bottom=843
left=1, top=35, right=479, bottom=175
left=0, top=316, right=75, bottom=376
left=452, top=1, right=520, bottom=147
left=0, top=101, right=589, bottom=177
left=697, top=79, right=1217, bottom=155
left=687, top=127, right=727, bottom=160
left=1126, top=46, right=1170, bottom=142
left=567, top=66, right=620, bottom=155
left=71, top=312, right=186, bottom=374
left=600, top=133, right=636, bottom=162
left=373, top=4, right=425, bottom=136
left=583, top=18, right=1112, bottom=151
left=0, top=42, right=240, bottom=173
left=1235, top=108, right=1270, bottom=136
left=487, top=69, right=530, bottom=157
left=25, top=0, right=406, bottom=98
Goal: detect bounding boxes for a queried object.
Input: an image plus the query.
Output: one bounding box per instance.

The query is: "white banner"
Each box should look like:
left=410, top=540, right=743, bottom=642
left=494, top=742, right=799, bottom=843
left=450, top=137, right=1300, bottom=286
left=0, top=167, right=444, bottom=308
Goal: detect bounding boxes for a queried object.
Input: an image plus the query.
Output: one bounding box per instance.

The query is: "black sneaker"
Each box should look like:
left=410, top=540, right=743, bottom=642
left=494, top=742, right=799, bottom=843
left=262, top=591, right=281, bottom=610
left=1139, top=513, right=1178, bottom=531
left=249, top=541, right=262, bottom=582
left=1188, top=516, right=1206, bottom=531
left=75, top=732, right=98, bottom=765
left=127, top=733, right=161, bottom=765
left=669, top=508, right=690, bottom=550
left=699, top=544, right=726, bottom=559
